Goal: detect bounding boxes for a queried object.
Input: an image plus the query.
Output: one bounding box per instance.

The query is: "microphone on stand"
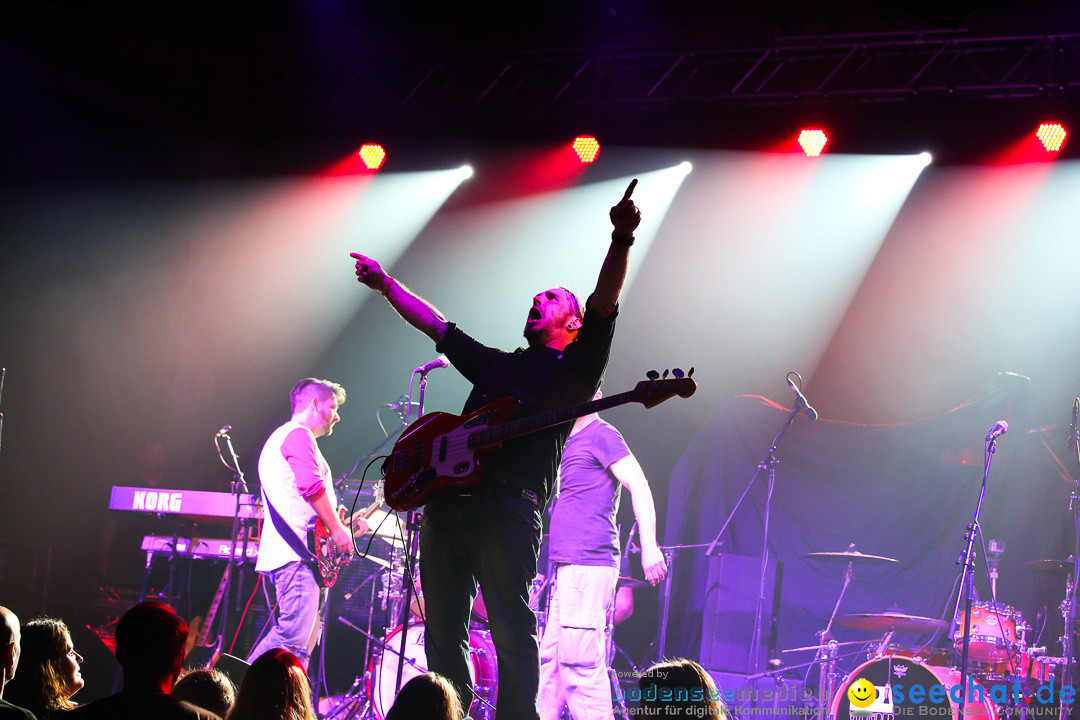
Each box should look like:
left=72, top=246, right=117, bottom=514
left=786, top=375, right=818, bottom=421
left=985, top=420, right=1009, bottom=443
left=415, top=355, right=450, bottom=375
left=216, top=425, right=232, bottom=437
left=385, top=396, right=419, bottom=413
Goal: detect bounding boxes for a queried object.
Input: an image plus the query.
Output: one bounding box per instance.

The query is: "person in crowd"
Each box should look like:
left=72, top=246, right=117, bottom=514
left=4, top=617, right=84, bottom=719
left=170, top=669, right=235, bottom=719
left=384, top=672, right=463, bottom=720
left=66, top=601, right=221, bottom=720
left=0, top=606, right=37, bottom=720
left=228, top=648, right=315, bottom=720
left=350, top=178, right=641, bottom=719
left=637, top=658, right=729, bottom=719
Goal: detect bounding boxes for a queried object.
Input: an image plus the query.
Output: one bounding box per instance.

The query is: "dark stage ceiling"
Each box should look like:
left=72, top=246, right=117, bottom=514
left=4, top=0, right=1080, bottom=179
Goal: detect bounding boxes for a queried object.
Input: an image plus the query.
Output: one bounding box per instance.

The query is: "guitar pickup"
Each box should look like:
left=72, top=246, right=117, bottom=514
left=438, top=436, right=448, bottom=463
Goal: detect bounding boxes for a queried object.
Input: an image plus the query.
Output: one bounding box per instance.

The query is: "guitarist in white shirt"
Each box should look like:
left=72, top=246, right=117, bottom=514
left=246, top=378, right=369, bottom=670
left=350, top=180, right=641, bottom=720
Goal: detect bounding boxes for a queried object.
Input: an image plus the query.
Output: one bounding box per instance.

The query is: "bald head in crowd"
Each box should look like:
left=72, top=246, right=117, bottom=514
left=0, top=606, right=20, bottom=694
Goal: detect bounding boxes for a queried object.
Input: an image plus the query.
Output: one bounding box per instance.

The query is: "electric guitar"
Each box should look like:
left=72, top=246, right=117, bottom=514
left=307, top=480, right=385, bottom=588
left=382, top=375, right=697, bottom=511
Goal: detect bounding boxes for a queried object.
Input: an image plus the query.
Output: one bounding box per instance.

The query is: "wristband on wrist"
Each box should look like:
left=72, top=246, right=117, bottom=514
left=382, top=277, right=397, bottom=296
left=611, top=231, right=635, bottom=247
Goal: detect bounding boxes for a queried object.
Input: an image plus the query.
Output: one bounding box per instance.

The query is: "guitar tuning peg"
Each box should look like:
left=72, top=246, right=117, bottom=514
left=646, top=370, right=660, bottom=380
left=688, top=367, right=695, bottom=378
left=672, top=368, right=685, bottom=378
left=662, top=369, right=669, bottom=379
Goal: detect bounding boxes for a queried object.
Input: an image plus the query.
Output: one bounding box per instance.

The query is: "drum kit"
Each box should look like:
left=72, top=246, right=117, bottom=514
left=799, top=547, right=1074, bottom=720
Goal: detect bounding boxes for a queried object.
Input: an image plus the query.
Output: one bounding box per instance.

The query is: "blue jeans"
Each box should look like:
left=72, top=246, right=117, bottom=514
left=420, top=487, right=543, bottom=720
left=247, top=561, right=327, bottom=668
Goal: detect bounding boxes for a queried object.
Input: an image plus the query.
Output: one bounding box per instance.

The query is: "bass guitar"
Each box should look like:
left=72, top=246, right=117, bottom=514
left=307, top=480, right=384, bottom=588
left=382, top=375, right=696, bottom=511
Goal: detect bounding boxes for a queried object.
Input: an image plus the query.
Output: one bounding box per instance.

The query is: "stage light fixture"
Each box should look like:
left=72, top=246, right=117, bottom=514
left=678, top=161, right=693, bottom=175
left=1036, top=122, right=1067, bottom=152
left=456, top=165, right=474, bottom=180
left=358, top=144, right=387, bottom=170
left=572, top=136, right=601, bottom=163
left=798, top=129, right=829, bottom=157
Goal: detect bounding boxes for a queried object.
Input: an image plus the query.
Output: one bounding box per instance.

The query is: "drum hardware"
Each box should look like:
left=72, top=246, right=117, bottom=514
left=803, top=545, right=898, bottom=720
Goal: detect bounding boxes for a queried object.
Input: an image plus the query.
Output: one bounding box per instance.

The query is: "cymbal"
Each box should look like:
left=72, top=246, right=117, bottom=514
left=836, top=612, right=947, bottom=634
left=1025, top=558, right=1074, bottom=577
left=806, top=550, right=898, bottom=564
left=364, top=509, right=405, bottom=546
left=356, top=553, right=390, bottom=568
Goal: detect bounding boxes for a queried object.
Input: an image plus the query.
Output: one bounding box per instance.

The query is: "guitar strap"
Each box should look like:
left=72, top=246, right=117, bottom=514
left=261, top=490, right=317, bottom=564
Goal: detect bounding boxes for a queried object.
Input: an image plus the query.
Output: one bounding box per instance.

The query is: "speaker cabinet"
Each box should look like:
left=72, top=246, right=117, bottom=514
left=699, top=553, right=783, bottom=674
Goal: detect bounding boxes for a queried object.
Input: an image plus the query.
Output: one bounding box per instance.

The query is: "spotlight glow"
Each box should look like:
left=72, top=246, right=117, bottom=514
left=798, top=129, right=829, bottom=157
left=572, top=136, right=601, bottom=164
left=678, top=161, right=693, bottom=175
left=358, top=144, right=387, bottom=170
left=918, top=152, right=933, bottom=167
left=457, top=165, right=474, bottom=180
left=1036, top=122, right=1067, bottom=152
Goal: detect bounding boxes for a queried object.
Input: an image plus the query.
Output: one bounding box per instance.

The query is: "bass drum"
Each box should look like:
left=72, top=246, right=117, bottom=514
left=369, top=623, right=498, bottom=719
left=832, top=656, right=997, bottom=720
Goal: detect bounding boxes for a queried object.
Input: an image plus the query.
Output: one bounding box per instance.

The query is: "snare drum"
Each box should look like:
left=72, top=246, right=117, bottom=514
left=369, top=623, right=497, bottom=719
left=832, top=656, right=997, bottom=720
left=953, top=602, right=1021, bottom=662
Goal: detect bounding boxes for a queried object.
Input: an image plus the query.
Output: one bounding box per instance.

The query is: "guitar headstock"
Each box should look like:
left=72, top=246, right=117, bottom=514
left=632, top=370, right=697, bottom=409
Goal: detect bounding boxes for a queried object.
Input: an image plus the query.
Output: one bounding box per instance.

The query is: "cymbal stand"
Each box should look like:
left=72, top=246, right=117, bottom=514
left=1063, top=398, right=1080, bottom=720
left=815, top=559, right=854, bottom=720
left=705, top=400, right=803, bottom=675
left=956, top=430, right=1002, bottom=719
left=212, top=427, right=251, bottom=664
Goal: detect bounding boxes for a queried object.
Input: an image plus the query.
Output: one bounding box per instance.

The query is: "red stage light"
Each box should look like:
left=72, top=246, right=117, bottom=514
left=798, top=129, right=829, bottom=157
left=1036, top=123, right=1067, bottom=152
left=572, top=136, right=601, bottom=164
left=358, top=144, right=387, bottom=170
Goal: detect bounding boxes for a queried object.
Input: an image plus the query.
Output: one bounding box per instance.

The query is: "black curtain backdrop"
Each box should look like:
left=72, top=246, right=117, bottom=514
left=665, top=391, right=1076, bottom=681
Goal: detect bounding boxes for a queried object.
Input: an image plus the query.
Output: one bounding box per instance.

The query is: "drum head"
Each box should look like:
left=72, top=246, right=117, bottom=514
left=833, top=657, right=996, bottom=720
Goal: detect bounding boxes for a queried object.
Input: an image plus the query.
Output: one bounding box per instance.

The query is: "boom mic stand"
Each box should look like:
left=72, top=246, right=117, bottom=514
left=705, top=374, right=816, bottom=675
left=213, top=427, right=252, bottom=665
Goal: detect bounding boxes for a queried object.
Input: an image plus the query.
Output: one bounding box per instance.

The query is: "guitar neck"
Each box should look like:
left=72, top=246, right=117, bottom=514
left=468, top=390, right=635, bottom=449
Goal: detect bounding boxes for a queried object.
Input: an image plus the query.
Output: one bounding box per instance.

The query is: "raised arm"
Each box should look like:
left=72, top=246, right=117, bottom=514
left=591, top=178, right=642, bottom=318
left=351, top=253, right=447, bottom=343
left=609, top=452, right=668, bottom=586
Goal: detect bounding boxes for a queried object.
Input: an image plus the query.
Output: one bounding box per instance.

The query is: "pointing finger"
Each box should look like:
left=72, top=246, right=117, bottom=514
left=620, top=178, right=638, bottom=203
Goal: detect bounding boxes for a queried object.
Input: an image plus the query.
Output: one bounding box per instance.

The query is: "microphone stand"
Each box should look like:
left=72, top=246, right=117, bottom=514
left=956, top=432, right=1002, bottom=719
left=213, top=430, right=250, bottom=666
left=394, top=370, right=431, bottom=697
left=1063, top=399, right=1080, bottom=719
left=705, top=401, right=802, bottom=675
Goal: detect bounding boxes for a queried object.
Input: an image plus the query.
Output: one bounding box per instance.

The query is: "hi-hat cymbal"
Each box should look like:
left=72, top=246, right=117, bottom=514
left=806, top=550, right=898, bottom=564
left=1025, top=558, right=1074, bottom=577
left=364, top=509, right=405, bottom=546
left=836, top=612, right=947, bottom=634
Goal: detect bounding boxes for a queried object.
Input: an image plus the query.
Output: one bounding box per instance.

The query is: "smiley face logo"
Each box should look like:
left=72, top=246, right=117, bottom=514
left=847, top=678, right=877, bottom=708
